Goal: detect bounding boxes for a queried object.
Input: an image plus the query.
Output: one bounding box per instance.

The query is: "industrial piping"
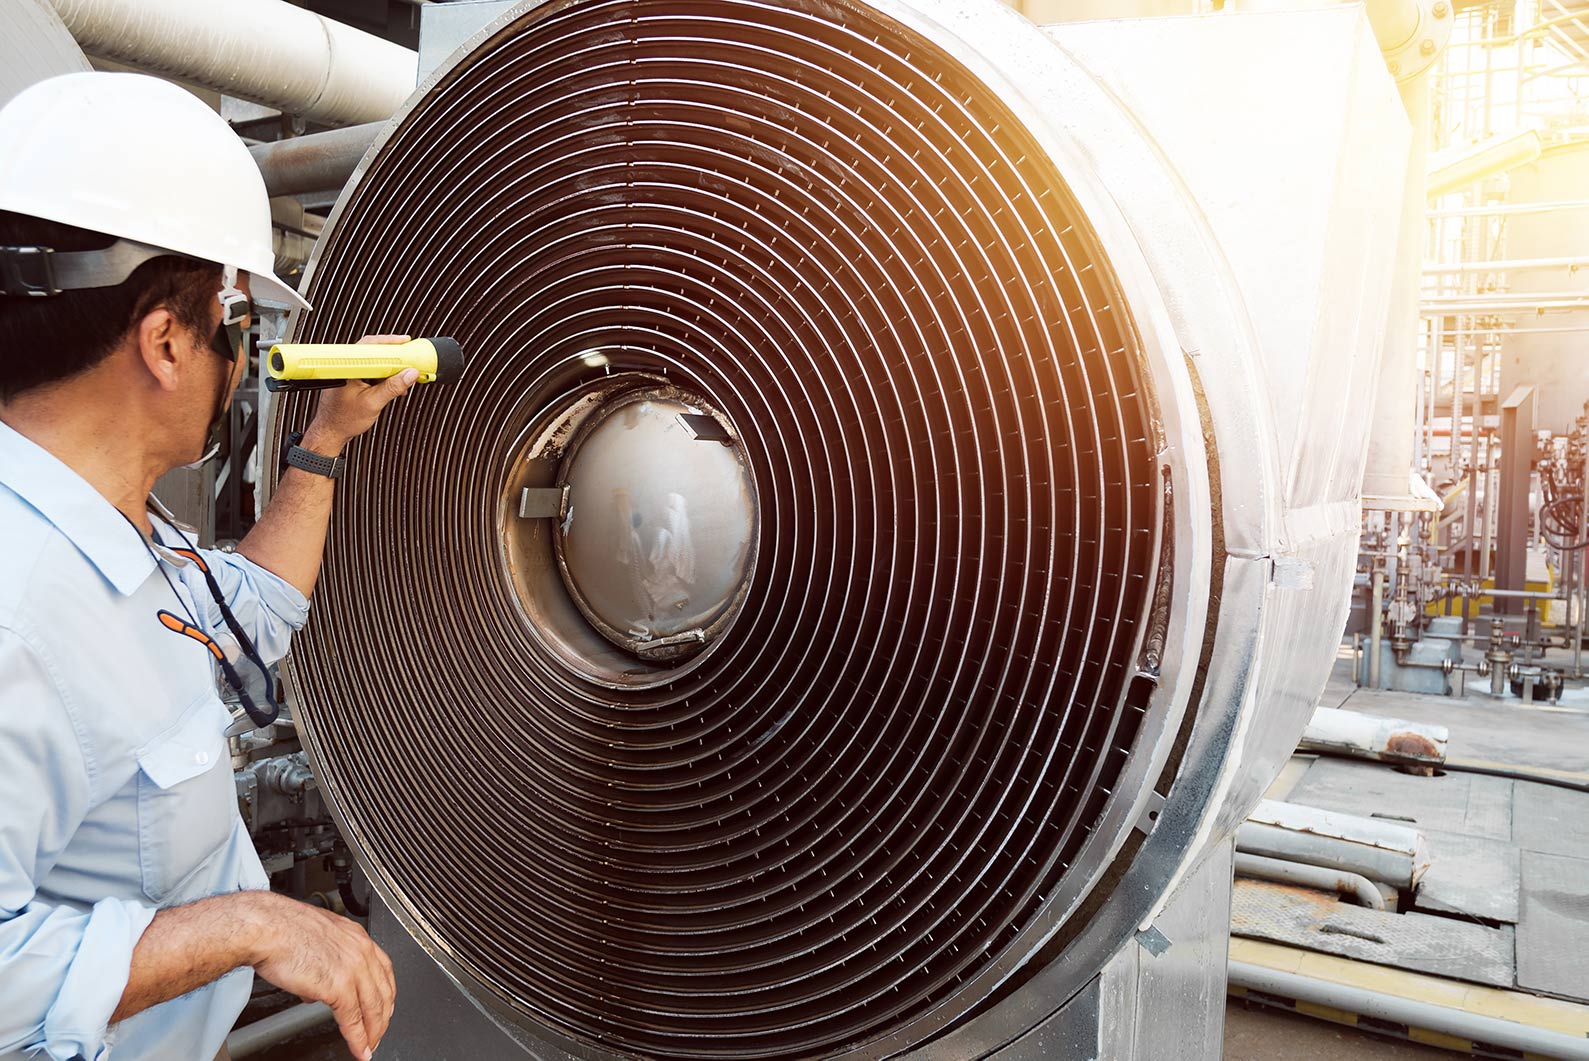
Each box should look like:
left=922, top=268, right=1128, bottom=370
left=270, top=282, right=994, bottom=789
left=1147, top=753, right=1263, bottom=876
left=225, top=1002, right=334, bottom=1059
left=250, top=123, right=382, bottom=198
left=1234, top=852, right=1388, bottom=911
left=1229, top=961, right=1589, bottom=1060
left=46, top=0, right=417, bottom=127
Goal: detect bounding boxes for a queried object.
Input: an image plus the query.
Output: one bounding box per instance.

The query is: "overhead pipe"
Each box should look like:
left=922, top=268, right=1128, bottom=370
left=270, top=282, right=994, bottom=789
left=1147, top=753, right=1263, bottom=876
left=1424, top=254, right=1589, bottom=273
left=1426, top=130, right=1544, bottom=199
left=250, top=123, right=381, bottom=197
left=47, top=0, right=417, bottom=127
left=1234, top=852, right=1388, bottom=911
left=1228, top=962, right=1589, bottom=1060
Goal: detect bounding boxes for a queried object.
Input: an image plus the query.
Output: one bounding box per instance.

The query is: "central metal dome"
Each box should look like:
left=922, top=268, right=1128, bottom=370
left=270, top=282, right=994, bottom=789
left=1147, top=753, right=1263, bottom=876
left=554, top=386, right=756, bottom=662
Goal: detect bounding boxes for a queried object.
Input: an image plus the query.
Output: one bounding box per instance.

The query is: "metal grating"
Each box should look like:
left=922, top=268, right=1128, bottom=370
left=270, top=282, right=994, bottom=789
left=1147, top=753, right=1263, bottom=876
left=273, top=0, right=1164, bottom=1055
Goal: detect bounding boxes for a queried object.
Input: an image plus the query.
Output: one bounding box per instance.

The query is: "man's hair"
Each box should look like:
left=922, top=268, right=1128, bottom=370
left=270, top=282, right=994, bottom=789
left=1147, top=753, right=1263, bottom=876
left=0, top=210, right=221, bottom=402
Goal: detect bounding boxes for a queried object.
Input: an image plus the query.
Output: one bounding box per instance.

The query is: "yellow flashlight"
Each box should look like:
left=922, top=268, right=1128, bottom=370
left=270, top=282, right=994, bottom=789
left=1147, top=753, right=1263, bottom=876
left=264, top=337, right=466, bottom=392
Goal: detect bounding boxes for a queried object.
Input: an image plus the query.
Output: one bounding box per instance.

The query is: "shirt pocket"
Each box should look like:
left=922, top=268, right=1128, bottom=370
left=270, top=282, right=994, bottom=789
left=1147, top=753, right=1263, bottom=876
left=136, top=694, right=235, bottom=904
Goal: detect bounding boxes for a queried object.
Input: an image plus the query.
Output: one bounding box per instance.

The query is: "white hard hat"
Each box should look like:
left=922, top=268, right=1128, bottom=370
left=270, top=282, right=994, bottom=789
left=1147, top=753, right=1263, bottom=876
left=0, top=71, right=309, bottom=310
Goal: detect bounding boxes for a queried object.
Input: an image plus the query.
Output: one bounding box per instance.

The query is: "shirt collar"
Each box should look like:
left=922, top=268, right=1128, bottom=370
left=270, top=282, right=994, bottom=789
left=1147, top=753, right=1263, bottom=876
left=0, top=420, right=158, bottom=595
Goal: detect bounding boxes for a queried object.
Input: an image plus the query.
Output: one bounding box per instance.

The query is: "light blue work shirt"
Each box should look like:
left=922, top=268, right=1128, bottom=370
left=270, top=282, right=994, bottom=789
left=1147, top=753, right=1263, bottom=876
left=0, top=420, right=309, bottom=1060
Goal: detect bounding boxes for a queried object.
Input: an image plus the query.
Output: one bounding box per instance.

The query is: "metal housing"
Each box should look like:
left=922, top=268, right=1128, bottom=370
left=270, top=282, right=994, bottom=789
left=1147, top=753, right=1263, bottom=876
left=269, top=1, right=1408, bottom=1056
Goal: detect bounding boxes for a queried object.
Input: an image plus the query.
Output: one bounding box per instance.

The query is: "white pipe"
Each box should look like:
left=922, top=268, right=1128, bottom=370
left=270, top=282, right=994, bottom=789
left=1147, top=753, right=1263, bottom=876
left=47, top=0, right=417, bottom=127
left=1300, top=706, right=1448, bottom=765
left=1234, top=852, right=1388, bottom=910
left=1240, top=799, right=1428, bottom=891
left=1422, top=296, right=1589, bottom=312
left=226, top=1001, right=333, bottom=1058
left=1430, top=199, right=1589, bottom=217
left=1424, top=255, right=1589, bottom=273
left=1228, top=962, right=1589, bottom=1060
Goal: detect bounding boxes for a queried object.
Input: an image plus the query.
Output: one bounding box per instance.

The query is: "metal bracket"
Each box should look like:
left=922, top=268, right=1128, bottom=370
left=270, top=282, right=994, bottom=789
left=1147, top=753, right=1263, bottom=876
left=678, top=413, right=735, bottom=445
left=519, top=486, right=570, bottom=520
left=1133, top=791, right=1167, bottom=835
left=1135, top=925, right=1171, bottom=957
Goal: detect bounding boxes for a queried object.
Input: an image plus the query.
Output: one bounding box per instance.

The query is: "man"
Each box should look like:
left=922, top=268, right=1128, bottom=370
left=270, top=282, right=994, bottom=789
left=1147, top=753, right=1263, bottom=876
left=0, top=73, right=409, bottom=1060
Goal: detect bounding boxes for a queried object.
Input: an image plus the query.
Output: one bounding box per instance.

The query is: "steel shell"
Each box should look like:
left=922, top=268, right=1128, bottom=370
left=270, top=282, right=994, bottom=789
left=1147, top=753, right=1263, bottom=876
left=269, top=1, right=1408, bottom=1057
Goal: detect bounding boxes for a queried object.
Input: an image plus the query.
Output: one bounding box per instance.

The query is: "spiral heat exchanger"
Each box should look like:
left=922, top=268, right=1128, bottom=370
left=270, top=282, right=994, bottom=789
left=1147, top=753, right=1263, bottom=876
left=271, top=0, right=1406, bottom=1057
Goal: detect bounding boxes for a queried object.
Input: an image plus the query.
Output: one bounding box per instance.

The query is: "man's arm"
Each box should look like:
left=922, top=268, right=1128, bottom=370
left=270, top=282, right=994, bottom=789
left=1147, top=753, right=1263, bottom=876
left=111, top=890, right=395, bottom=1061
left=236, top=335, right=418, bottom=597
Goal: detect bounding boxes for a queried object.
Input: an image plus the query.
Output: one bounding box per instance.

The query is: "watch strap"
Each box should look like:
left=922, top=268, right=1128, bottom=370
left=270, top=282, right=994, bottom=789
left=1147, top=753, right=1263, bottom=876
left=281, top=430, right=345, bottom=479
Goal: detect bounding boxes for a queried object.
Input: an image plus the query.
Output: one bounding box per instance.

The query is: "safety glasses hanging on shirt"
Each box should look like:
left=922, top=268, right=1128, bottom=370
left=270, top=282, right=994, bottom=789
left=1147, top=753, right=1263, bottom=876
left=170, top=524, right=282, bottom=730
left=123, top=509, right=282, bottom=730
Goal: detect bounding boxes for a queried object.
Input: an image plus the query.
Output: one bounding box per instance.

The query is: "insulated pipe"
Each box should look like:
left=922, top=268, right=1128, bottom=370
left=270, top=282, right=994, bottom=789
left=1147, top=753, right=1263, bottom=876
left=225, top=1002, right=334, bottom=1058
left=1234, top=852, right=1388, bottom=911
left=1227, top=962, right=1589, bottom=1060
left=1426, top=130, right=1544, bottom=199
left=1424, top=255, right=1589, bottom=273
left=1236, top=821, right=1424, bottom=892
left=1, top=0, right=89, bottom=108
left=1363, top=68, right=1431, bottom=504
left=1299, top=706, right=1447, bottom=765
left=46, top=0, right=417, bottom=127
left=250, top=123, right=382, bottom=198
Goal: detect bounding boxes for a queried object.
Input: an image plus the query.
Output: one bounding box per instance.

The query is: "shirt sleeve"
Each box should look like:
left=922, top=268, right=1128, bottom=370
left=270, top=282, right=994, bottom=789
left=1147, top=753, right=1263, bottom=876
left=192, top=549, right=311, bottom=666
left=0, top=628, right=156, bottom=1061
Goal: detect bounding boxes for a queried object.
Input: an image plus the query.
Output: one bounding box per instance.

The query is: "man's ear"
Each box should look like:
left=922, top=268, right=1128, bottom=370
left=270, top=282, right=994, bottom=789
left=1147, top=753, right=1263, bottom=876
left=133, top=307, right=183, bottom=392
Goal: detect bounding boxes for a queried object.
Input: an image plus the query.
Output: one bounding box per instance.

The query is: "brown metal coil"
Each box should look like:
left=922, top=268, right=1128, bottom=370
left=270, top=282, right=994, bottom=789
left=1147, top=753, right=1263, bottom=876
left=271, top=0, right=1165, bottom=1055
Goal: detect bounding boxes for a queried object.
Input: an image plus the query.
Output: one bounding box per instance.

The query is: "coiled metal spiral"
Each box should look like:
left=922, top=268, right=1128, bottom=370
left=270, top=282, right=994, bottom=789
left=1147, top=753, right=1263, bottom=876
left=273, top=0, right=1164, bottom=1055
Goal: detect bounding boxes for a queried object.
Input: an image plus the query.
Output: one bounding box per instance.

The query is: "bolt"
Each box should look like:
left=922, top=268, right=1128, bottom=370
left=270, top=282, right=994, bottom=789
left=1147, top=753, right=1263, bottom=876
left=1433, top=1, right=1449, bottom=17
left=1420, top=38, right=1436, bottom=56
left=1388, top=60, right=1401, bottom=75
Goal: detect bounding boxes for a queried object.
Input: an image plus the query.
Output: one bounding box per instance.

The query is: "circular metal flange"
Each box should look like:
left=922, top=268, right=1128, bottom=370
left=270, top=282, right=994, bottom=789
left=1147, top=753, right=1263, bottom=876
left=498, top=372, right=759, bottom=690
left=554, top=386, right=756, bottom=664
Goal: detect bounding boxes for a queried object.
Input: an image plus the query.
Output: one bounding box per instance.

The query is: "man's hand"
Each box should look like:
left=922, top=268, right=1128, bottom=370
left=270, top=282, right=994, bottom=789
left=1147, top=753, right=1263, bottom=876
left=300, top=334, right=422, bottom=456
left=244, top=891, right=396, bottom=1060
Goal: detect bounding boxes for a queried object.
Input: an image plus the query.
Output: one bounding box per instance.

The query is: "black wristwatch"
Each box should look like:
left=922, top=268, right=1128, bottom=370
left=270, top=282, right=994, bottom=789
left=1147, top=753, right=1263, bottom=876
left=281, top=430, right=345, bottom=480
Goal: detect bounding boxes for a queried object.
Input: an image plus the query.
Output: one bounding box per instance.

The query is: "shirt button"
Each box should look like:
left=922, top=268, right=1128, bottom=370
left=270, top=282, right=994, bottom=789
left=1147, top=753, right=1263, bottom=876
left=195, top=750, right=210, bottom=765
